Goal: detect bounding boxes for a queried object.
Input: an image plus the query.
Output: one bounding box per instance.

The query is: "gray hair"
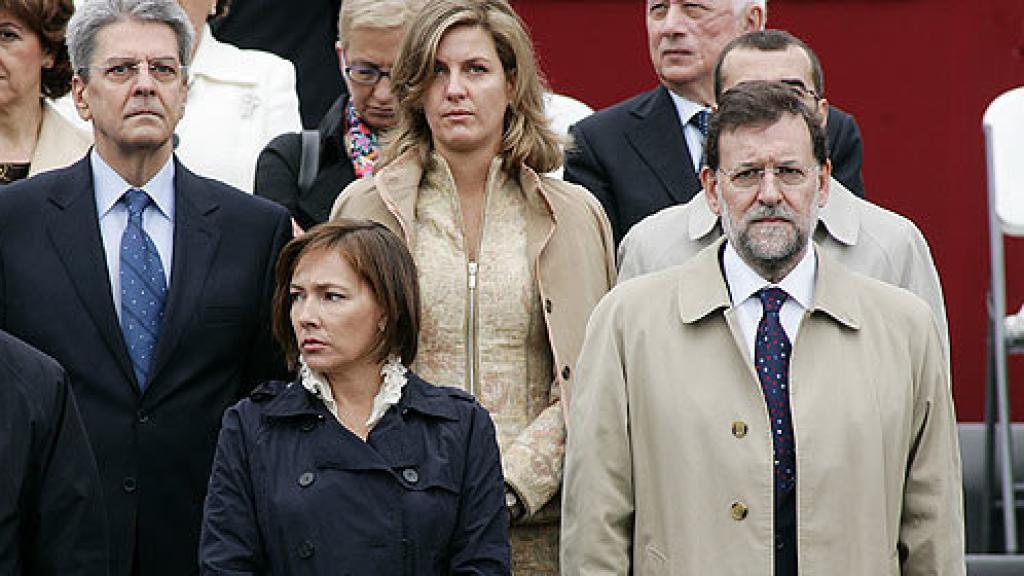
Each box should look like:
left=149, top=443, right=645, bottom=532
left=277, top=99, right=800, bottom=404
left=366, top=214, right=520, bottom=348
left=67, top=0, right=194, bottom=81
left=337, top=0, right=425, bottom=49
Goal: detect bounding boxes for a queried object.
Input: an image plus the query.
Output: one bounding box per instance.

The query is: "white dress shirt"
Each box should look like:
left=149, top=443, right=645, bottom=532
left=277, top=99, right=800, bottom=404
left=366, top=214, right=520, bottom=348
left=669, top=91, right=711, bottom=174
left=92, top=149, right=175, bottom=319
left=722, top=241, right=816, bottom=362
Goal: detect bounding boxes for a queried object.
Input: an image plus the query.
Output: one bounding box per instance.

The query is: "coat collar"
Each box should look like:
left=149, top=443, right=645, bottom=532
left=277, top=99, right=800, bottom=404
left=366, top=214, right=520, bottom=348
left=189, top=25, right=258, bottom=86
left=262, top=371, right=459, bottom=422
left=687, top=177, right=861, bottom=247
left=372, top=148, right=556, bottom=248
left=677, top=236, right=861, bottom=331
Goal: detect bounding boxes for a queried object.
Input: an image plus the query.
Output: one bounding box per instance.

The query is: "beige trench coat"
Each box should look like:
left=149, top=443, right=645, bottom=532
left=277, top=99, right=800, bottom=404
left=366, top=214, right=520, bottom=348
left=562, top=238, right=964, bottom=575
left=332, top=149, right=615, bottom=513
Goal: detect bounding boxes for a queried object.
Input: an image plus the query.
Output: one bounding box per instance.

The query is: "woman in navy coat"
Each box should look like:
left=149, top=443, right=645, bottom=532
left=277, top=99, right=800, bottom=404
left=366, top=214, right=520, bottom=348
left=200, top=219, right=510, bottom=575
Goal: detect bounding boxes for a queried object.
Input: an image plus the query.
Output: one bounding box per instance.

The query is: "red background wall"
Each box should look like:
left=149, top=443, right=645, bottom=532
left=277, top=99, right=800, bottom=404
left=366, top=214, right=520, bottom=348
left=512, top=0, right=1024, bottom=421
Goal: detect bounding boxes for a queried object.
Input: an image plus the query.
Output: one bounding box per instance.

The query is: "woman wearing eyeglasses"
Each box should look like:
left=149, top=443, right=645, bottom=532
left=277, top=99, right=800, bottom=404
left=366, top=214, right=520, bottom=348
left=255, top=0, right=424, bottom=233
left=0, top=0, right=90, bottom=185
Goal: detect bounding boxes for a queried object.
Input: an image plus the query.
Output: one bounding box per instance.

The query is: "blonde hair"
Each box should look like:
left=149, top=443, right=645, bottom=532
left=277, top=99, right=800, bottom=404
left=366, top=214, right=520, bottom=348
left=337, top=0, right=425, bottom=49
left=381, top=0, right=562, bottom=174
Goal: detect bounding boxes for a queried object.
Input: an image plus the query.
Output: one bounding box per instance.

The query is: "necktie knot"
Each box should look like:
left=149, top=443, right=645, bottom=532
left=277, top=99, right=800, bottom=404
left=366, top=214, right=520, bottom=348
left=690, top=108, right=711, bottom=138
left=124, top=188, right=151, bottom=218
left=758, top=286, right=787, bottom=315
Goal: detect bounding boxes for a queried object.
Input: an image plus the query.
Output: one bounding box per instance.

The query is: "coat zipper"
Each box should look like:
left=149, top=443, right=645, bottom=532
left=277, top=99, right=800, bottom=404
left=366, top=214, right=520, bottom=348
left=466, top=260, right=479, bottom=397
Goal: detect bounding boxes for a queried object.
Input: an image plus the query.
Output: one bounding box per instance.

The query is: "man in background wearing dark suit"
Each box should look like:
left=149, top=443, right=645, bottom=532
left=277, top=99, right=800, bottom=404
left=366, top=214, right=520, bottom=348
left=0, top=1, right=290, bottom=575
left=565, top=0, right=866, bottom=243
left=0, top=330, right=106, bottom=576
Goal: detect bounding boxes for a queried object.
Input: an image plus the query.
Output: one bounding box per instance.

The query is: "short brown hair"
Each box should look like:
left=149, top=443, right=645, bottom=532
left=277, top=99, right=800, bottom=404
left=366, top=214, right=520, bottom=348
left=713, top=29, right=825, bottom=102
left=272, top=219, right=421, bottom=370
left=705, top=80, right=827, bottom=172
left=382, top=0, right=562, bottom=174
left=1, top=0, right=75, bottom=98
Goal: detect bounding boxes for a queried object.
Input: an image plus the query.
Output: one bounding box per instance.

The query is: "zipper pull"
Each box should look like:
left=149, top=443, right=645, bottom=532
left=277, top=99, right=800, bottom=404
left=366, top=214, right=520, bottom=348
left=468, top=261, right=478, bottom=290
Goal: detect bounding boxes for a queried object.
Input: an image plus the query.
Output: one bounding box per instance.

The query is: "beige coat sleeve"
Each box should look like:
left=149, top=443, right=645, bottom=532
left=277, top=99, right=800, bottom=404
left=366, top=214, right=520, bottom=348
left=899, top=315, right=965, bottom=575
left=561, top=293, right=633, bottom=574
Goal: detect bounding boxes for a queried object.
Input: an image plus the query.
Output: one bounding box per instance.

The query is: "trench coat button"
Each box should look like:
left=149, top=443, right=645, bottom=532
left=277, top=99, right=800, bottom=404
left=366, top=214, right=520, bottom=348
left=298, top=472, right=316, bottom=487
left=136, top=410, right=149, bottom=424
left=731, top=421, right=748, bottom=438
left=561, top=365, right=571, bottom=380
left=297, top=540, right=315, bottom=559
left=122, top=476, right=137, bottom=493
left=730, top=501, right=748, bottom=521
left=402, top=468, right=419, bottom=484
left=544, top=298, right=553, bottom=314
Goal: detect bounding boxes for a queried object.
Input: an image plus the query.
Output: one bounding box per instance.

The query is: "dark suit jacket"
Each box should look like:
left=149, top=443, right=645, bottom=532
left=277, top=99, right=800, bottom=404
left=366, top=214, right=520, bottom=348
left=0, top=330, right=107, bottom=576
left=255, top=94, right=356, bottom=230
left=564, top=85, right=866, bottom=244
left=0, top=157, right=291, bottom=576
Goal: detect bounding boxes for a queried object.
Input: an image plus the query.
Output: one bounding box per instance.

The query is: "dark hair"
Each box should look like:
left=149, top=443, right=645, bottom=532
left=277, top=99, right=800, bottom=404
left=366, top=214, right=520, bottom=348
left=705, top=80, right=827, bottom=172
left=1, top=0, right=75, bottom=98
left=713, top=29, right=825, bottom=102
left=272, top=219, right=421, bottom=370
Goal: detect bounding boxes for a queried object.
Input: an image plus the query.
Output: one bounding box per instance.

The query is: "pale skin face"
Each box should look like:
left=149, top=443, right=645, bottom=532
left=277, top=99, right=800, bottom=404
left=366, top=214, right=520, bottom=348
left=718, top=44, right=829, bottom=125
left=290, top=248, right=386, bottom=384
left=0, top=10, right=53, bottom=109
left=701, top=114, right=832, bottom=282
left=645, top=0, right=763, bottom=103
left=424, top=25, right=512, bottom=162
left=71, top=20, right=188, bottom=169
left=337, top=26, right=406, bottom=130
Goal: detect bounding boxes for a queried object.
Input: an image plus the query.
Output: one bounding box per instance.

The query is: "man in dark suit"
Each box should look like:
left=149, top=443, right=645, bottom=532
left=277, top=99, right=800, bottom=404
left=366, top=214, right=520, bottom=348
left=0, top=1, right=290, bottom=575
left=564, top=1, right=865, bottom=243
left=0, top=330, right=107, bottom=576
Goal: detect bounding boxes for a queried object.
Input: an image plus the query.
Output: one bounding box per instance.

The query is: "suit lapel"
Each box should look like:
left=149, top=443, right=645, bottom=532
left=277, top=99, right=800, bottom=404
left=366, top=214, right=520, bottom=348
left=625, top=86, right=703, bottom=205
left=147, top=163, right=221, bottom=388
left=46, top=157, right=137, bottom=387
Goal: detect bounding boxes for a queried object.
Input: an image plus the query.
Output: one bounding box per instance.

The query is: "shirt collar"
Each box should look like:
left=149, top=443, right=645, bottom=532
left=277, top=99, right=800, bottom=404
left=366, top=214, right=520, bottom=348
left=689, top=177, right=859, bottom=247
left=668, top=91, right=710, bottom=129
left=91, top=149, right=175, bottom=219
left=722, top=240, right=816, bottom=311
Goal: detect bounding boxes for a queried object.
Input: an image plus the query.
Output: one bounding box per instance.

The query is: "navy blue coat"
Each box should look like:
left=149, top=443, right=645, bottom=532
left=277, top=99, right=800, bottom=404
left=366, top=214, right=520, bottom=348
left=200, top=372, right=510, bottom=575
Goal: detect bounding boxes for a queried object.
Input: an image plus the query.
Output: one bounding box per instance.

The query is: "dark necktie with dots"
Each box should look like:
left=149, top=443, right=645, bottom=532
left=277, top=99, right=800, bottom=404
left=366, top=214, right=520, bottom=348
left=120, top=188, right=167, bottom=390
left=690, top=108, right=711, bottom=139
left=756, top=287, right=796, bottom=495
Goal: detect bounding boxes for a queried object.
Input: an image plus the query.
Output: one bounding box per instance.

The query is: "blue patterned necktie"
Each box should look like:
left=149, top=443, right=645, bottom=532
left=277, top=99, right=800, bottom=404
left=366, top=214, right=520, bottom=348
left=120, top=188, right=167, bottom=389
left=756, top=287, right=796, bottom=495
left=690, top=108, right=711, bottom=139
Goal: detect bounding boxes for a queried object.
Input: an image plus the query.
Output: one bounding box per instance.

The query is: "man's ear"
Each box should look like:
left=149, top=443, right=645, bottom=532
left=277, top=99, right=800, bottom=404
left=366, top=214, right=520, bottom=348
left=742, top=3, right=766, bottom=32
left=701, top=166, right=722, bottom=215
left=817, top=97, right=830, bottom=128
left=817, top=159, right=832, bottom=208
left=71, top=76, right=92, bottom=121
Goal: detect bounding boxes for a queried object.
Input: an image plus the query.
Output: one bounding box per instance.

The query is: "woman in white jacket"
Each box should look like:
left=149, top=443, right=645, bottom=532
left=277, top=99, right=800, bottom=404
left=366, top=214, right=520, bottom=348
left=173, top=0, right=301, bottom=192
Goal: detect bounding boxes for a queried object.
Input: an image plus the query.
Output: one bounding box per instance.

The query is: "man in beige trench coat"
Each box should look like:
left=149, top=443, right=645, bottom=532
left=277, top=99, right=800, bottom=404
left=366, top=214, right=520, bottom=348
left=561, top=81, right=964, bottom=575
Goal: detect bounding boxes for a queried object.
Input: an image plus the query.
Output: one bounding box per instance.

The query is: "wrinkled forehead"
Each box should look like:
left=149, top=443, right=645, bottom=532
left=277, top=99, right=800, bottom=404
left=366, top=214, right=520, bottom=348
left=718, top=115, right=815, bottom=165
left=721, top=45, right=814, bottom=92
left=92, top=19, right=180, bottom=63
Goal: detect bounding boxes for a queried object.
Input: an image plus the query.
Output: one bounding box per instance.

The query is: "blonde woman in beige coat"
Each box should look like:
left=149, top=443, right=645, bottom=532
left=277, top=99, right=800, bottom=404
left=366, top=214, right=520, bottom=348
left=331, top=0, right=615, bottom=571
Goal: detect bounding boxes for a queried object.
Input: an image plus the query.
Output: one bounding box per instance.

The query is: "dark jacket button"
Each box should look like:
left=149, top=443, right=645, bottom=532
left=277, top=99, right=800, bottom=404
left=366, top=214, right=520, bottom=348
left=544, top=298, right=553, bottom=313
left=136, top=410, right=149, bottom=424
left=300, top=419, right=316, bottom=432
left=402, top=468, right=419, bottom=484
left=298, top=472, right=316, bottom=487
left=297, top=540, right=315, bottom=559
left=561, top=365, right=571, bottom=380
left=122, top=476, right=137, bottom=493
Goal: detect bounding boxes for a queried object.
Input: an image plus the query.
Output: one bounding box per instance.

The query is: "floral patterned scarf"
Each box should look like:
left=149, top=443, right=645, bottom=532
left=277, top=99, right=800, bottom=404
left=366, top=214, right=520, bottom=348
left=344, top=99, right=379, bottom=178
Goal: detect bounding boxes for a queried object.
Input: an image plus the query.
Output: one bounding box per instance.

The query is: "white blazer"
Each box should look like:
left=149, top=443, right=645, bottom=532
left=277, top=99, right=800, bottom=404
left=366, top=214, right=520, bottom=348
left=174, top=25, right=301, bottom=192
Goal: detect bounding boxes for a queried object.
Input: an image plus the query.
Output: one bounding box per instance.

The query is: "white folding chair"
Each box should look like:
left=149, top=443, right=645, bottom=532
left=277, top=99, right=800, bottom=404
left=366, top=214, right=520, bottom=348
left=984, top=85, right=1024, bottom=552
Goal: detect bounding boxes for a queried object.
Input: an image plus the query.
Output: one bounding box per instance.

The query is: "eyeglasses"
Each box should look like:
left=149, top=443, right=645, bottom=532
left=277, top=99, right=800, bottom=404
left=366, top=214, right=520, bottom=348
left=718, top=164, right=819, bottom=191
left=343, top=64, right=392, bottom=86
left=80, top=58, right=186, bottom=84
